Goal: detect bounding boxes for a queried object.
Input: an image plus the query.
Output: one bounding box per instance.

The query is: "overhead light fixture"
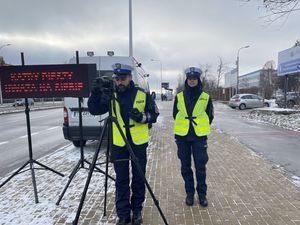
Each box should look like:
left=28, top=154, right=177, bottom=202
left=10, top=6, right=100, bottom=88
left=87, top=51, right=94, bottom=57
left=107, top=51, right=114, bottom=56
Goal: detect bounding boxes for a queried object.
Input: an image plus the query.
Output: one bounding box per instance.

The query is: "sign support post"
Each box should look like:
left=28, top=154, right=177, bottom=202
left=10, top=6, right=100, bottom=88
left=0, top=53, right=65, bottom=203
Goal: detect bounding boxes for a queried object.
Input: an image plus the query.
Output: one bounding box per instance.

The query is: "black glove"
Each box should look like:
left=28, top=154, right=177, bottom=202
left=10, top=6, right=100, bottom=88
left=129, top=108, right=148, bottom=123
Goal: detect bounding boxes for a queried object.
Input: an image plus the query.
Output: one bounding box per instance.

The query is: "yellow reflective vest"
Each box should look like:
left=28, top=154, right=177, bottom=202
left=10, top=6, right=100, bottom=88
left=112, top=90, right=149, bottom=147
left=174, top=91, right=211, bottom=137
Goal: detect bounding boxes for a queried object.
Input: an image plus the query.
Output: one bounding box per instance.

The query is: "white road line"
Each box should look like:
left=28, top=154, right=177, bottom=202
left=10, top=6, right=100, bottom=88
left=46, top=126, right=60, bottom=131
left=19, top=132, right=39, bottom=139
left=0, top=141, right=9, bottom=146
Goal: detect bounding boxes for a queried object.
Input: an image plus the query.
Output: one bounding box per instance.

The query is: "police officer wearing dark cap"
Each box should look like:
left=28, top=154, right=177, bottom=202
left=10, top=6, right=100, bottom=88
left=173, top=66, right=214, bottom=207
left=88, top=63, right=159, bottom=225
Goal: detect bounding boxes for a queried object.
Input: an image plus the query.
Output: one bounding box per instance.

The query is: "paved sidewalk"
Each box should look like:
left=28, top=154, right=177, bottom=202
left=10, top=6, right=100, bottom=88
left=0, top=101, right=299, bottom=225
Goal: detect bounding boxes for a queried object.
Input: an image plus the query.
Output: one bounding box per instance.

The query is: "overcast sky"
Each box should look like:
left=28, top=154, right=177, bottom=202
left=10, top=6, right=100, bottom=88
left=0, top=0, right=299, bottom=91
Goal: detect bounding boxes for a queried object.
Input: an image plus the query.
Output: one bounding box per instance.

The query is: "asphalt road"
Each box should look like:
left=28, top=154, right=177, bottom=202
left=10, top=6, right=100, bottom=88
left=213, top=103, right=300, bottom=178
left=0, top=108, right=69, bottom=177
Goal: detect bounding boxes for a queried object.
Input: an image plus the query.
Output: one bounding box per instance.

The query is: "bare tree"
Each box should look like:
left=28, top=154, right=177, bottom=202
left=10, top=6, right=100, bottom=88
left=241, top=0, right=300, bottom=23
left=199, top=63, right=212, bottom=88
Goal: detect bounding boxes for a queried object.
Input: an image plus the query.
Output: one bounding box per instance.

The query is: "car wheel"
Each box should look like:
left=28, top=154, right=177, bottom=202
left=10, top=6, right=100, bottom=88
left=264, top=102, right=270, bottom=107
left=72, top=140, right=87, bottom=147
left=287, top=101, right=295, bottom=108
left=239, top=103, right=246, bottom=110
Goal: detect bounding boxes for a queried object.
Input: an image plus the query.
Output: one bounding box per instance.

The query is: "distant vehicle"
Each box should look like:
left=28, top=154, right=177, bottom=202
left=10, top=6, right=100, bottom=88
left=161, top=89, right=173, bottom=101
left=229, top=94, right=264, bottom=110
left=275, top=92, right=300, bottom=108
left=63, top=55, right=150, bottom=147
left=12, top=98, right=34, bottom=107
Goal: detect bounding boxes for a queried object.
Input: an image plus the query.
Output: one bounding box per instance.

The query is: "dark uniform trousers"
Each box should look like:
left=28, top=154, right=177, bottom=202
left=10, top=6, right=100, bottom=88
left=176, top=140, right=209, bottom=198
left=112, top=144, right=147, bottom=219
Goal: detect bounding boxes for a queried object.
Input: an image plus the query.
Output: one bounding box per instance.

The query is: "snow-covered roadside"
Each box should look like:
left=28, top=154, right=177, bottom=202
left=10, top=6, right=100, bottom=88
left=215, top=101, right=300, bottom=187
left=242, top=107, right=300, bottom=132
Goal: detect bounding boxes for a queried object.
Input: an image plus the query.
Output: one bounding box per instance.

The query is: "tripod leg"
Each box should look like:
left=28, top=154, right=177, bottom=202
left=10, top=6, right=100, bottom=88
left=33, top=160, right=64, bottom=177
left=0, top=161, right=29, bottom=188
left=93, top=165, right=115, bottom=181
left=56, top=160, right=82, bottom=205
left=84, top=159, right=115, bottom=180
left=29, top=160, right=39, bottom=203
left=73, top=118, right=109, bottom=225
left=113, top=118, right=169, bottom=225
left=103, top=139, right=110, bottom=217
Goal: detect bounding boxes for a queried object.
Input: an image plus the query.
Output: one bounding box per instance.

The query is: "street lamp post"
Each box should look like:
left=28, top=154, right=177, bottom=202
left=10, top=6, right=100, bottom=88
left=0, top=43, right=12, bottom=105
left=150, top=59, right=163, bottom=100
left=0, top=43, right=11, bottom=52
left=236, top=45, right=250, bottom=94
left=129, top=0, right=133, bottom=57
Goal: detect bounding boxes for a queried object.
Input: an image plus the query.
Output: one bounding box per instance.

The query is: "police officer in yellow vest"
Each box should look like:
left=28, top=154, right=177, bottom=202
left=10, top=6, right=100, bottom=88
left=173, top=66, right=214, bottom=207
left=88, top=63, right=159, bottom=225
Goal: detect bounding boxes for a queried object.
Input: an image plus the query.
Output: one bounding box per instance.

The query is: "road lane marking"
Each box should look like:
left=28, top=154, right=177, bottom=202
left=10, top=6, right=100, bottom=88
left=19, top=132, right=39, bottom=139
left=0, top=141, right=8, bottom=146
left=46, top=126, right=60, bottom=131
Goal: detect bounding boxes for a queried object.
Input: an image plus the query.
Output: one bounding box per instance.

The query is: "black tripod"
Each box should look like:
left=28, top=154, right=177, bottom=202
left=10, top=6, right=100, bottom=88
left=56, top=96, right=115, bottom=205
left=72, top=85, right=168, bottom=225
left=0, top=97, right=64, bottom=203
left=0, top=53, right=64, bottom=203
left=56, top=51, right=115, bottom=205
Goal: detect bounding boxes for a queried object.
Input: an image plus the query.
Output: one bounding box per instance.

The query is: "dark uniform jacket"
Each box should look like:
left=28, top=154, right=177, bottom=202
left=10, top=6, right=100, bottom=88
left=173, top=81, right=214, bottom=142
left=88, top=80, right=159, bottom=146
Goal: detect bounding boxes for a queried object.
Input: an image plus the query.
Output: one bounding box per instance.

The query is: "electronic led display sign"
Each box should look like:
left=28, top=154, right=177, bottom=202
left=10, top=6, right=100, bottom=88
left=0, top=64, right=97, bottom=98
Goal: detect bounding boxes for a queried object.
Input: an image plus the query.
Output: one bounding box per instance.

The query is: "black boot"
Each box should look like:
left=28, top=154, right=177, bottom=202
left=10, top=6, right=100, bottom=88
left=185, top=196, right=194, bottom=206
left=199, top=196, right=208, bottom=207
left=116, top=217, right=131, bottom=225
left=132, top=211, right=143, bottom=225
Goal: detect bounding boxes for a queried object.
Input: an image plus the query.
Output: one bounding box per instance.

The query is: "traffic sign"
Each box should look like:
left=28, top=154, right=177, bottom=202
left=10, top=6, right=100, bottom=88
left=278, top=45, right=300, bottom=76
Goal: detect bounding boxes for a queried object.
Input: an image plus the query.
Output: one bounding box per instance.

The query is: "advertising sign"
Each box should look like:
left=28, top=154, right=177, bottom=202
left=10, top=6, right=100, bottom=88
left=278, top=45, right=300, bottom=76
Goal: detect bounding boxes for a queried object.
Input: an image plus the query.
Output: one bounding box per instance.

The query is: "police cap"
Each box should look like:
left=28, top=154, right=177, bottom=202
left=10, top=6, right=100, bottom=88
left=112, top=63, right=133, bottom=77
left=184, top=67, right=202, bottom=78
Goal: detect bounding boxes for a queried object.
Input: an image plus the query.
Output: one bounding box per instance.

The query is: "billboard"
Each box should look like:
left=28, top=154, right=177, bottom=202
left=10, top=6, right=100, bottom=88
left=278, top=45, right=300, bottom=76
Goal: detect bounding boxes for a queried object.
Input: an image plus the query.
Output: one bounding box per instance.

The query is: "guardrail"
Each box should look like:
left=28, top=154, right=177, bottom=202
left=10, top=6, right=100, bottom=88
left=0, top=101, right=64, bottom=115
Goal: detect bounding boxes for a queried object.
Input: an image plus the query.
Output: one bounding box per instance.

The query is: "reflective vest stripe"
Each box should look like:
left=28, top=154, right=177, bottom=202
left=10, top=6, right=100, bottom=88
left=112, top=90, right=149, bottom=147
left=174, top=91, right=211, bottom=136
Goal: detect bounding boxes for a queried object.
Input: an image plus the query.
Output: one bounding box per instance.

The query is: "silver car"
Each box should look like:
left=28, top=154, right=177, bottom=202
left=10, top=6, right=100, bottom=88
left=229, top=94, right=264, bottom=110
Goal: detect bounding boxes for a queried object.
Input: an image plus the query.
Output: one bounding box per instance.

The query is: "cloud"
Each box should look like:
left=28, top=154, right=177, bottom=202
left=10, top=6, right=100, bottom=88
left=1, top=0, right=299, bottom=90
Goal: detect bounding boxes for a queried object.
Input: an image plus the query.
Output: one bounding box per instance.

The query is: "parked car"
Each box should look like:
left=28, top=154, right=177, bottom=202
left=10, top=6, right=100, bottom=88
left=275, top=92, right=300, bottom=108
left=263, top=99, right=272, bottom=107
left=12, top=98, right=34, bottom=107
left=229, top=94, right=265, bottom=110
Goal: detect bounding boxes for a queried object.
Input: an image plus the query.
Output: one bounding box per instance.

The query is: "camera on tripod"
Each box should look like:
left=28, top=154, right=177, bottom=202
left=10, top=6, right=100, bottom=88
left=92, top=76, right=114, bottom=94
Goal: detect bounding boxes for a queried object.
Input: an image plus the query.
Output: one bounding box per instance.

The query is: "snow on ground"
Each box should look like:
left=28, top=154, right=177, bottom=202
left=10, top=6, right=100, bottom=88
left=241, top=105, right=300, bottom=132
left=0, top=143, right=117, bottom=225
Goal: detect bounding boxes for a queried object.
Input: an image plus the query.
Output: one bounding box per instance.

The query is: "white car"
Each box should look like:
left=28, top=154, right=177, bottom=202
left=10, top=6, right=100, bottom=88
left=229, top=94, right=265, bottom=110
left=12, top=98, right=34, bottom=107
